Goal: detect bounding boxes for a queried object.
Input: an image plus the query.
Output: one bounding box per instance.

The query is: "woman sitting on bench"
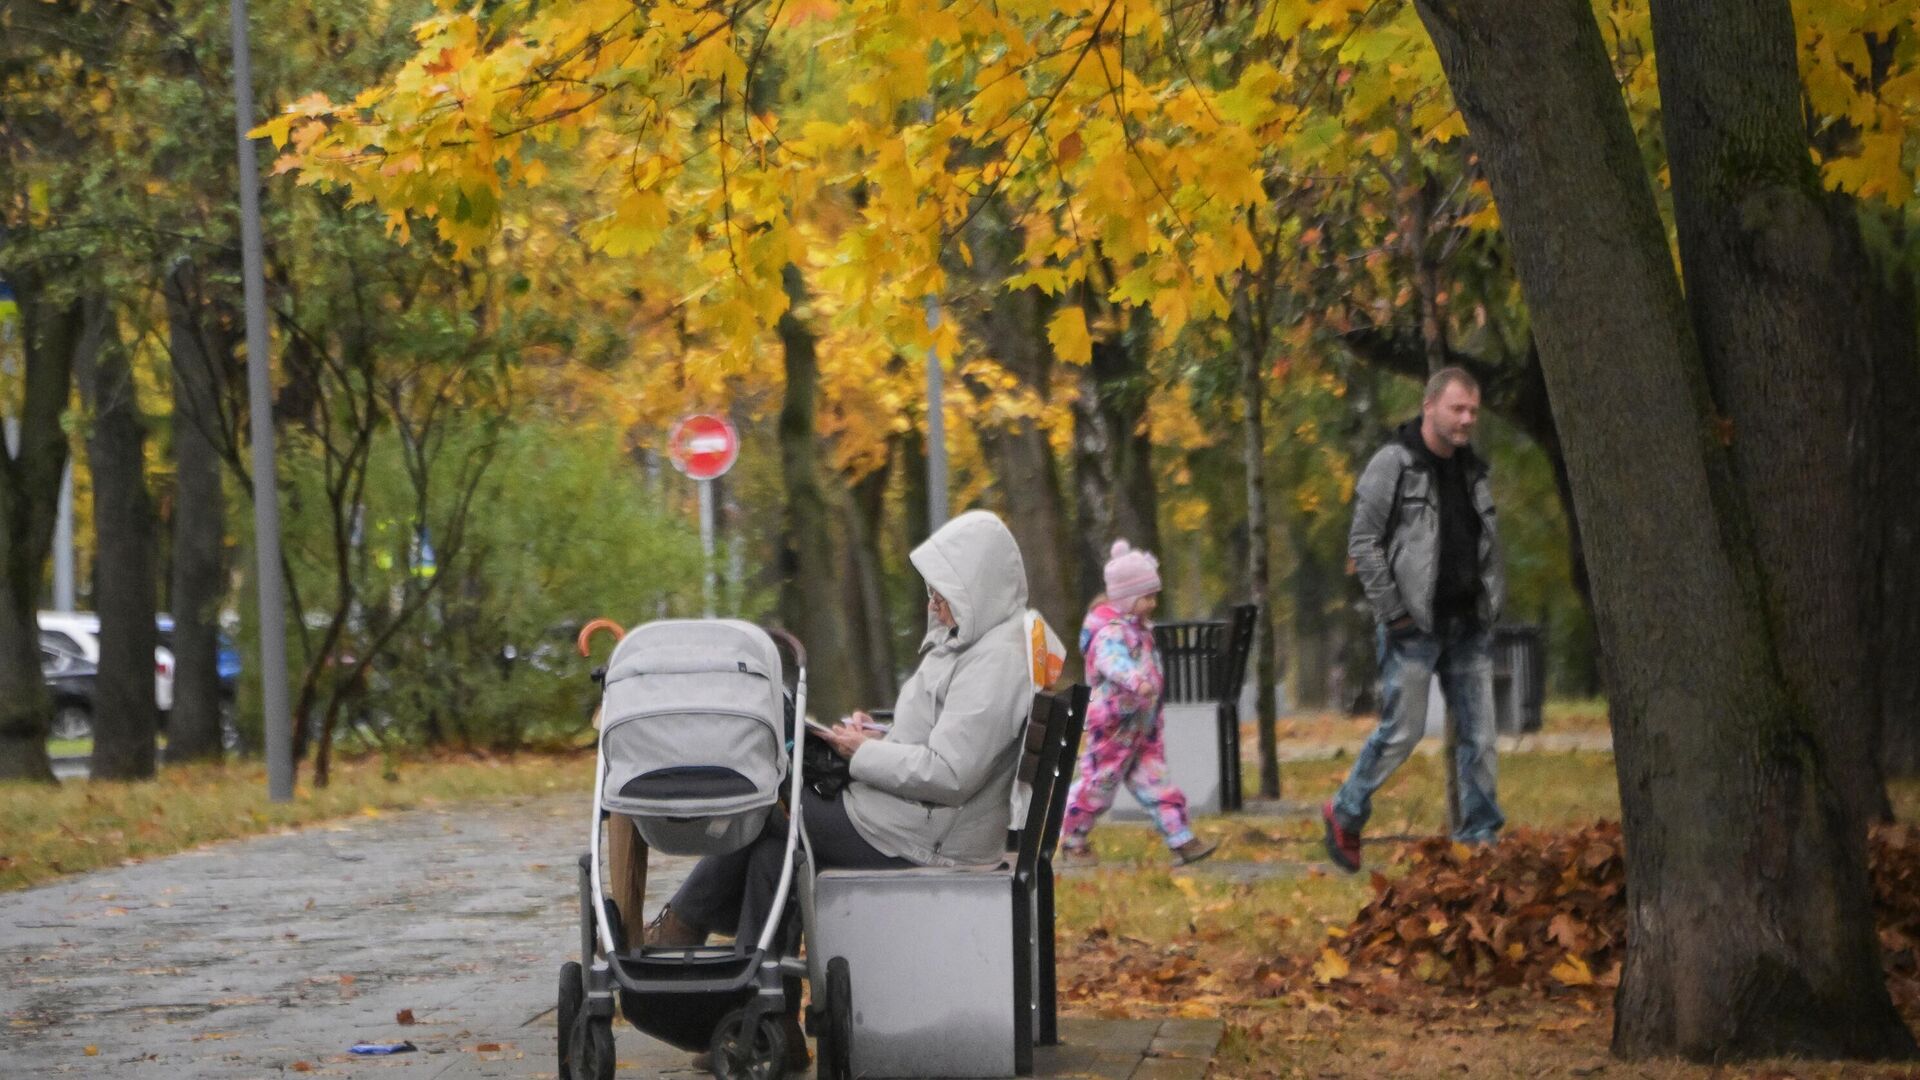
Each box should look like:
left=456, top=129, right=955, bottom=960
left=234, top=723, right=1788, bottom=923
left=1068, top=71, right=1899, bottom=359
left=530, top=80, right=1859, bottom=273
left=644, top=511, right=1036, bottom=1056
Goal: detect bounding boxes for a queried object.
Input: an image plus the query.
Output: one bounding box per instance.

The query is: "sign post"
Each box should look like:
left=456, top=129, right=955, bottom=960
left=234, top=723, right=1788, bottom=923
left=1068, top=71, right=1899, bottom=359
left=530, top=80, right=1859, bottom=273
left=667, top=414, right=740, bottom=618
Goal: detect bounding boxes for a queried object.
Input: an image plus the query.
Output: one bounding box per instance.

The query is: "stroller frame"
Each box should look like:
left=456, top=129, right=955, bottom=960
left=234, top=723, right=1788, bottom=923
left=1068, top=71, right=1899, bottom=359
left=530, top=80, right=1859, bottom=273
left=562, top=623, right=829, bottom=1079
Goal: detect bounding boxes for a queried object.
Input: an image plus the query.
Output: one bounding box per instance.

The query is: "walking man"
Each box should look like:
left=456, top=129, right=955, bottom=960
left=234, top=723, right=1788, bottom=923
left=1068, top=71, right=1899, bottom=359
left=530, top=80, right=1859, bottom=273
left=1323, top=367, right=1506, bottom=872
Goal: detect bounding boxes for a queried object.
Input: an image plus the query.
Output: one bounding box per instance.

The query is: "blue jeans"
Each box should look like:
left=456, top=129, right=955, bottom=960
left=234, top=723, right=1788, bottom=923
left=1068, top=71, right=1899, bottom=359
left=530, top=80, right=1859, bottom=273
left=1332, top=616, right=1505, bottom=844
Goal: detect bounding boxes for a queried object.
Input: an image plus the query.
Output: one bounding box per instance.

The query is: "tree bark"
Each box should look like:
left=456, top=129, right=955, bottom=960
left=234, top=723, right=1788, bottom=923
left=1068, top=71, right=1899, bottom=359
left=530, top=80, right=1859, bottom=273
left=1413, top=0, right=1914, bottom=1060
left=163, top=263, right=231, bottom=762
left=842, top=462, right=899, bottom=706
left=75, top=295, right=160, bottom=781
left=1232, top=284, right=1282, bottom=798
left=0, top=270, right=91, bottom=783
left=960, top=242, right=1077, bottom=657
left=1650, top=0, right=1887, bottom=830
left=776, top=266, right=858, bottom=723
left=1866, top=272, right=1920, bottom=782
left=1288, top=522, right=1332, bottom=710
left=1073, top=310, right=1161, bottom=600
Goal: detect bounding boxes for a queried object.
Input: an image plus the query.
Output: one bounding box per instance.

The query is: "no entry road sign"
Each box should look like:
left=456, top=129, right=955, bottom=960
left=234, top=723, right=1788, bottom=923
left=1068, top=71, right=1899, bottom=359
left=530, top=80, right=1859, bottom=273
left=667, top=414, right=739, bottom=481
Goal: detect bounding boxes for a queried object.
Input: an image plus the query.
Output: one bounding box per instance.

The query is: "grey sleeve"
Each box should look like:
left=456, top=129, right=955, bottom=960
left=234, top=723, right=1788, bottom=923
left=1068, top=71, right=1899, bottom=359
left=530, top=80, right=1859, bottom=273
left=1348, top=447, right=1407, bottom=626
left=847, top=646, right=1027, bottom=806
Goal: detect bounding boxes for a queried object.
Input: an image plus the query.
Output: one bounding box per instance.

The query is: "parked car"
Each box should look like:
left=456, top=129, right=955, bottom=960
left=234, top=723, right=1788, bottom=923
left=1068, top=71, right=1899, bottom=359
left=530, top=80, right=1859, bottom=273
left=37, top=611, right=174, bottom=712
left=42, top=643, right=97, bottom=741
left=154, top=614, right=241, bottom=699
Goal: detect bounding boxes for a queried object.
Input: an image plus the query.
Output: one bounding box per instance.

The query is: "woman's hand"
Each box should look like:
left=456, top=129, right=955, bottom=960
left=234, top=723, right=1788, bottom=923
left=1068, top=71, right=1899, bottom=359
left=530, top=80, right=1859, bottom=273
left=823, top=721, right=877, bottom=759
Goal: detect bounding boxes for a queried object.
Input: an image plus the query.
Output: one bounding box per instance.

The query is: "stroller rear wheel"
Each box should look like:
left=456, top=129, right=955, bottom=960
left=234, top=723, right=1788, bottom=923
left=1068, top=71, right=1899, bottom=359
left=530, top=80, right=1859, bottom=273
left=556, top=961, right=584, bottom=1080
left=569, top=1008, right=616, bottom=1080
left=708, top=1008, right=788, bottom=1080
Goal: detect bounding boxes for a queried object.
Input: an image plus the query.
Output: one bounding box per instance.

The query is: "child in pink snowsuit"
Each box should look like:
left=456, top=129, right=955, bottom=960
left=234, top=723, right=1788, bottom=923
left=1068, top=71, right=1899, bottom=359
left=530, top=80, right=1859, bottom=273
left=1058, top=541, right=1219, bottom=867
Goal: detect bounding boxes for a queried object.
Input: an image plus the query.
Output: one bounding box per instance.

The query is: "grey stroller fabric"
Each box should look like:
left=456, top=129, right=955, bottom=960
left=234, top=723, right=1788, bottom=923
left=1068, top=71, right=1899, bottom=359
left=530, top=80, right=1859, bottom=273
left=598, top=619, right=788, bottom=855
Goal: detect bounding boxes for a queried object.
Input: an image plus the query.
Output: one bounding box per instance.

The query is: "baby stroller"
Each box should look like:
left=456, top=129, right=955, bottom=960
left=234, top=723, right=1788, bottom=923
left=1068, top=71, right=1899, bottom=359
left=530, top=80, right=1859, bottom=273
left=558, top=619, right=845, bottom=1080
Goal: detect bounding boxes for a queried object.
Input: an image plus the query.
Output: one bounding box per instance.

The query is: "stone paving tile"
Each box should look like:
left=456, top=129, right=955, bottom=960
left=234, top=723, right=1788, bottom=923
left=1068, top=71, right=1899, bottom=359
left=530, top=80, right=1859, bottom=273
left=2, top=795, right=1222, bottom=1079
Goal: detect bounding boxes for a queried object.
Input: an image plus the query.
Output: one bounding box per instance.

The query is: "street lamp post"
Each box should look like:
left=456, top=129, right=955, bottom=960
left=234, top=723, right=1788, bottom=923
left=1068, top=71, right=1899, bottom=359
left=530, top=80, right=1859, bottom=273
left=228, top=0, right=294, bottom=802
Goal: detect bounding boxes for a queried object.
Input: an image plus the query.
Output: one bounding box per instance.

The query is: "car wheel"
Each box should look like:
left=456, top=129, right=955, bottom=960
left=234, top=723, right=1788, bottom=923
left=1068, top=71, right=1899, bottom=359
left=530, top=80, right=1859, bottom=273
left=51, top=704, right=92, bottom=741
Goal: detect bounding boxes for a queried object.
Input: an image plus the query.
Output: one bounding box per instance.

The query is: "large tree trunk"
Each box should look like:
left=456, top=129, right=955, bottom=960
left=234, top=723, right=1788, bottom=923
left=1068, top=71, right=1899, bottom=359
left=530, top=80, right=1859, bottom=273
left=1650, top=0, right=1887, bottom=829
left=164, top=264, right=231, bottom=763
left=75, top=296, right=160, bottom=781
left=1867, top=272, right=1920, bottom=782
left=776, top=267, right=858, bottom=723
left=842, top=463, right=899, bottom=707
left=0, top=272, right=92, bottom=783
left=1072, top=310, right=1161, bottom=600
left=961, top=254, right=1077, bottom=657
left=1413, top=0, right=1914, bottom=1061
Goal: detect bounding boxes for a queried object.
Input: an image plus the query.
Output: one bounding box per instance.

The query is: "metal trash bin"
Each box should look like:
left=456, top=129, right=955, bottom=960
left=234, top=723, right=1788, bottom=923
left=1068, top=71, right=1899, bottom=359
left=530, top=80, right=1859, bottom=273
left=1144, top=605, right=1257, bottom=813
left=1492, top=623, right=1545, bottom=735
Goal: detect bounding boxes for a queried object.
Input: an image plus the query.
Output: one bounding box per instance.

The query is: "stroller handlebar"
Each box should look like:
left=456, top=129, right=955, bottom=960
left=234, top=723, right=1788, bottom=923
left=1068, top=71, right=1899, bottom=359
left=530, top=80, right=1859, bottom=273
left=576, top=618, right=626, bottom=658
left=764, top=626, right=808, bottom=670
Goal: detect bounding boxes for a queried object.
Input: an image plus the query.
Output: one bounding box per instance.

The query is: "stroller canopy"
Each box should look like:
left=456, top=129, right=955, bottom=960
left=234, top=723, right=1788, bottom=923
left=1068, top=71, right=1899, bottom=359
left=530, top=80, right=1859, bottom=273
left=598, top=620, right=789, bottom=845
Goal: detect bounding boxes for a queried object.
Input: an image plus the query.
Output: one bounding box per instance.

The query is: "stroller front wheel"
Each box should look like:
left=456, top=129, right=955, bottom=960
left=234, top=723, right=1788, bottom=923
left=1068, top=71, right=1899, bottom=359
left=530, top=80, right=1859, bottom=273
left=556, top=961, right=584, bottom=1080
left=708, top=1008, right=788, bottom=1080
left=569, top=1007, right=616, bottom=1080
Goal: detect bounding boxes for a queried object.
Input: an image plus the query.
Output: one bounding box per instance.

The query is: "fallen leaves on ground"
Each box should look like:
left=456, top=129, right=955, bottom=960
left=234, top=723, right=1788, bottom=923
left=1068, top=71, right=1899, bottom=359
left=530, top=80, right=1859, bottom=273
left=1872, top=823, right=1920, bottom=1016
left=1332, top=823, right=1625, bottom=997
left=1330, top=821, right=1920, bottom=1013
left=1062, top=820, right=1920, bottom=1030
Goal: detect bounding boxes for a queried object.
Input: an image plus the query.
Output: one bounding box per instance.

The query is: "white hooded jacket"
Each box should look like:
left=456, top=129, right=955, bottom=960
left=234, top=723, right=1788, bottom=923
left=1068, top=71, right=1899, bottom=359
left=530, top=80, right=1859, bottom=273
left=842, top=510, right=1033, bottom=866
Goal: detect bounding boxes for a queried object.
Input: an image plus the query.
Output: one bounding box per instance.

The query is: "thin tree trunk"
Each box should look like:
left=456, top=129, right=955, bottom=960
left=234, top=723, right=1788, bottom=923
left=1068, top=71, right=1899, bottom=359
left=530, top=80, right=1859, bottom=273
left=1288, top=527, right=1331, bottom=711
left=1236, top=282, right=1282, bottom=795
left=1413, top=0, right=1914, bottom=1059
left=164, top=263, right=229, bottom=762
left=0, top=274, right=91, bottom=783
left=776, top=266, right=857, bottom=723
left=74, top=296, right=160, bottom=781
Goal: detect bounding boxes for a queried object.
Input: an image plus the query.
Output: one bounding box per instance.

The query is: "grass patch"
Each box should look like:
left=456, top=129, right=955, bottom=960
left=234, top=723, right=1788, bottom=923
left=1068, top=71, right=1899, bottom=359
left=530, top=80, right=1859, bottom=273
left=0, top=751, right=591, bottom=892
left=1058, top=751, right=1920, bottom=1078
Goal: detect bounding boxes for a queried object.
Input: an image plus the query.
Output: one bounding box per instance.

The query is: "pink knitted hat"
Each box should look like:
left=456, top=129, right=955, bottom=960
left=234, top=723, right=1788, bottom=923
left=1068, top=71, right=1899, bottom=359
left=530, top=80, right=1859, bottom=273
left=1102, top=540, right=1162, bottom=603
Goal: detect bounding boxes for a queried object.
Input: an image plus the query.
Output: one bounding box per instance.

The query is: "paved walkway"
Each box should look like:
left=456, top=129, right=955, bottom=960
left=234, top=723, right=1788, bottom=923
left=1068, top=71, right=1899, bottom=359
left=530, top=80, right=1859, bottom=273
left=1, top=794, right=1218, bottom=1078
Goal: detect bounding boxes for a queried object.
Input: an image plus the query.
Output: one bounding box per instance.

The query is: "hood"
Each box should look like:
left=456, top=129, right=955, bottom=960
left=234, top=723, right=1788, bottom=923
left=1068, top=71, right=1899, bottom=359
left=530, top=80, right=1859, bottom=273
left=1082, top=595, right=1121, bottom=638
left=1080, top=601, right=1123, bottom=643
left=910, top=510, right=1029, bottom=648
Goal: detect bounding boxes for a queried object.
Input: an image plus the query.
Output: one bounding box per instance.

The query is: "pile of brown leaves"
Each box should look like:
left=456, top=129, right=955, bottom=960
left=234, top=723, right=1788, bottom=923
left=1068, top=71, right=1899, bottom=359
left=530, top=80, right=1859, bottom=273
left=1333, top=821, right=1920, bottom=1012
left=1331, top=823, right=1626, bottom=997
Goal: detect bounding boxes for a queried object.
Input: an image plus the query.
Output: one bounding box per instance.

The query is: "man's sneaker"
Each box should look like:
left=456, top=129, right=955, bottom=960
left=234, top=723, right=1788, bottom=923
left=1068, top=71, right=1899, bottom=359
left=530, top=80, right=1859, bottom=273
left=1322, top=801, right=1362, bottom=873
left=1055, top=844, right=1099, bottom=869
left=1171, top=837, right=1220, bottom=867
